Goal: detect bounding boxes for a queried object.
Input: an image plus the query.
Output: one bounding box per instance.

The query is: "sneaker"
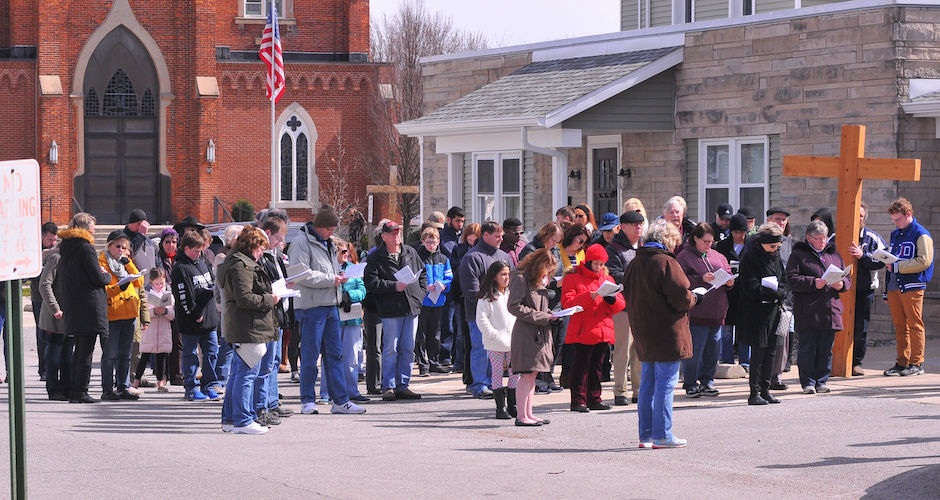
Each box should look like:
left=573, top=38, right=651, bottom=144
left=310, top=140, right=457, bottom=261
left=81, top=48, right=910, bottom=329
left=186, top=390, right=209, bottom=401
left=255, top=410, right=281, bottom=426
left=473, top=388, right=493, bottom=400
left=851, top=365, right=865, bottom=376
left=815, top=384, right=831, bottom=393
left=587, top=402, right=612, bottom=411
left=699, top=385, right=719, bottom=397
left=534, top=386, right=551, bottom=395
left=205, top=389, right=222, bottom=401
left=614, top=396, right=630, bottom=406
left=638, top=441, right=654, bottom=449
left=548, top=384, right=563, bottom=393
left=685, top=387, right=702, bottom=398
left=350, top=394, right=371, bottom=402
left=382, top=389, right=397, bottom=401
left=316, top=396, right=332, bottom=405
left=301, top=402, right=319, bottom=414
left=290, top=371, right=300, bottom=383
left=884, top=363, right=905, bottom=376
left=232, top=421, right=268, bottom=435
left=270, top=405, right=294, bottom=418
left=802, top=386, right=816, bottom=394
left=221, top=423, right=235, bottom=433
left=100, top=391, right=120, bottom=401
left=125, top=386, right=143, bottom=396
left=653, top=436, right=688, bottom=449
left=395, top=387, right=422, bottom=400
left=331, top=401, right=366, bottom=414
left=212, top=386, right=225, bottom=395
left=900, top=364, right=925, bottom=376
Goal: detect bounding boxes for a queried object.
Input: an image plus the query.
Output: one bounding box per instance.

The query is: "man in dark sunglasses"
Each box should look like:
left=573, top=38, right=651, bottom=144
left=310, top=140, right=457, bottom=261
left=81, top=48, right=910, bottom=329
left=499, top=217, right=526, bottom=267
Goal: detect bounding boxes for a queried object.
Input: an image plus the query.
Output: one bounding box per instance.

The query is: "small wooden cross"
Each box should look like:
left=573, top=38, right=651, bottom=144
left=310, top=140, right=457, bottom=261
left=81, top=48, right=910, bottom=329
left=783, top=125, right=920, bottom=377
left=366, top=165, right=418, bottom=222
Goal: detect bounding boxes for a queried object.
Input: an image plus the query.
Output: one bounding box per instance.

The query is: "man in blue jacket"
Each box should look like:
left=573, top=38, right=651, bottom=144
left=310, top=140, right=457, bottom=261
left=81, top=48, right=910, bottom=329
left=883, top=197, right=934, bottom=377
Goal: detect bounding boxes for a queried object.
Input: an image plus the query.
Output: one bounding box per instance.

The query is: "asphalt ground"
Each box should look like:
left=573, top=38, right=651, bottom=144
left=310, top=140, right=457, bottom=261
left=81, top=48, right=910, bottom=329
left=1, top=313, right=938, bottom=499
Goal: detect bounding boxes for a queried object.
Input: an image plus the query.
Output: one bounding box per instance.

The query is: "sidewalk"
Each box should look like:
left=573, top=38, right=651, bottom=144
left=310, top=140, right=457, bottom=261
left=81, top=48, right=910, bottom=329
left=2, top=312, right=938, bottom=499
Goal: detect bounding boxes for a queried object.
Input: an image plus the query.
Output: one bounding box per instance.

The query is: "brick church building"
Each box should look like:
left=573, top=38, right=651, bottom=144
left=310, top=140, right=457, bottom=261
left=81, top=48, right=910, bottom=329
left=0, top=0, right=390, bottom=224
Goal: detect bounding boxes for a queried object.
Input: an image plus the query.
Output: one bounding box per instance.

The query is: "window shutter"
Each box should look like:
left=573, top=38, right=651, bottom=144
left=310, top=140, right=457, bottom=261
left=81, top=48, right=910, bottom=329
left=463, top=153, right=472, bottom=215
left=523, top=151, right=535, bottom=230
left=768, top=134, right=782, bottom=213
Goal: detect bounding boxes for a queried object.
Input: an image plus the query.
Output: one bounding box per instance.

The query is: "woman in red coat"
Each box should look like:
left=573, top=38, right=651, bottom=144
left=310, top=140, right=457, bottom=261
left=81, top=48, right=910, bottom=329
left=561, top=244, right=625, bottom=412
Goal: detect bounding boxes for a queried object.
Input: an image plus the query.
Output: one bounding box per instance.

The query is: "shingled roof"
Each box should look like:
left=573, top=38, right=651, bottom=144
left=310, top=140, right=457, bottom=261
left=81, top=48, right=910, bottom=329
left=402, top=45, right=682, bottom=130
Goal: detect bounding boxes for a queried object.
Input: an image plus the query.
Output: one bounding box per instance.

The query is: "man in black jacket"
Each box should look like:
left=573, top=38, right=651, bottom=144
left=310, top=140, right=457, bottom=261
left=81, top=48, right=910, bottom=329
left=58, top=212, right=111, bottom=403
left=364, top=221, right=428, bottom=401
left=171, top=231, right=221, bottom=401
left=606, top=210, right=644, bottom=405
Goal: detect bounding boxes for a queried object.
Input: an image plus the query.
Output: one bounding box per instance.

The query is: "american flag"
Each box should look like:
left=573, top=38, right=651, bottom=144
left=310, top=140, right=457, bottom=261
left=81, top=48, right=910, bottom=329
left=259, top=2, right=284, bottom=103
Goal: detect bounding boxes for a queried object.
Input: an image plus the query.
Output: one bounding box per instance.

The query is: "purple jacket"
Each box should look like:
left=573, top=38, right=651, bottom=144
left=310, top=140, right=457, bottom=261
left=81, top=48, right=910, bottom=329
left=785, top=241, right=851, bottom=332
left=676, top=241, right=732, bottom=326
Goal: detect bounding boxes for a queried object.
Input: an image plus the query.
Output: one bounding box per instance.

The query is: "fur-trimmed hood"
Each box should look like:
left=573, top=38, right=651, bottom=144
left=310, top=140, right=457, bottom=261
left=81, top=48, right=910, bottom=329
left=58, top=228, right=94, bottom=244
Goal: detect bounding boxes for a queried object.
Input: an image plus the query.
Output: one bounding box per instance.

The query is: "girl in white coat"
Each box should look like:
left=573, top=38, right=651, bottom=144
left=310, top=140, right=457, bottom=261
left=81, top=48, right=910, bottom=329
left=476, top=261, right=518, bottom=420
left=133, top=267, right=175, bottom=392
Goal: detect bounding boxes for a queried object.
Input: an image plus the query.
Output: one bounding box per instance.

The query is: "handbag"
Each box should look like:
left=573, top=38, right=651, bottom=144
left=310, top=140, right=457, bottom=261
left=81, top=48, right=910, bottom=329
left=774, top=307, right=792, bottom=337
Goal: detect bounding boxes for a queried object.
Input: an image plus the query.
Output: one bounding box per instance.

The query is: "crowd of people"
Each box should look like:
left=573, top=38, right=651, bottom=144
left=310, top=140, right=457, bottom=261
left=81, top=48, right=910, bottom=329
left=5, top=193, right=932, bottom=445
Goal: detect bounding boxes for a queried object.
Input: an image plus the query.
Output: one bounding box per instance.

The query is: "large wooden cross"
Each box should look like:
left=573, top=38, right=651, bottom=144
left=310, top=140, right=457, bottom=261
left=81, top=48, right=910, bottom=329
left=366, top=165, right=418, bottom=221
left=783, top=125, right=920, bottom=377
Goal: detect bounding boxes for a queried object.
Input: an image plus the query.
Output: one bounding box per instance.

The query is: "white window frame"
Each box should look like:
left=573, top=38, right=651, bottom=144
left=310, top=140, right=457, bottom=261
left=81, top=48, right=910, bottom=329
left=273, top=103, right=318, bottom=209
left=240, top=0, right=290, bottom=19
left=587, top=135, right=623, bottom=217
left=698, top=136, right=769, bottom=223
left=471, top=151, right=522, bottom=224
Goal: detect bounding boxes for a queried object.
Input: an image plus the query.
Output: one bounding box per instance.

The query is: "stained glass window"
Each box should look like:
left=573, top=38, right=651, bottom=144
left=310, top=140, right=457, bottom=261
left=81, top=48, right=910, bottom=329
left=141, top=88, right=155, bottom=118
left=280, top=133, right=293, bottom=201
left=102, top=68, right=138, bottom=117
left=278, top=114, right=311, bottom=203
left=85, top=87, right=99, bottom=116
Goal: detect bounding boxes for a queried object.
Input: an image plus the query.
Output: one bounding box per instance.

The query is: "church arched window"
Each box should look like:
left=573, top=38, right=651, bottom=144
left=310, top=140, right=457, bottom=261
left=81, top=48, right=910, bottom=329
left=279, top=114, right=310, bottom=202
left=102, top=68, right=138, bottom=117
left=85, top=87, right=100, bottom=116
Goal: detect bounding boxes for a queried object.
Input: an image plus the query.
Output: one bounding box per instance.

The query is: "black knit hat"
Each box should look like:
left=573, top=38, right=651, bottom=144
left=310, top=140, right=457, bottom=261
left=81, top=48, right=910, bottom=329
left=729, top=213, right=748, bottom=232
left=313, top=204, right=340, bottom=228
left=107, top=230, right=129, bottom=243
left=127, top=208, right=147, bottom=224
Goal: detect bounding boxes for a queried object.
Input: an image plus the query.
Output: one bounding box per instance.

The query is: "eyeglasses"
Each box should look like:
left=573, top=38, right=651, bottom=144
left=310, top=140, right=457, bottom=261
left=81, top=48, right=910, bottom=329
left=112, top=244, right=128, bottom=250
left=511, top=231, right=524, bottom=235
left=574, top=214, right=586, bottom=219
left=340, top=249, right=348, bottom=254
left=575, top=237, right=587, bottom=244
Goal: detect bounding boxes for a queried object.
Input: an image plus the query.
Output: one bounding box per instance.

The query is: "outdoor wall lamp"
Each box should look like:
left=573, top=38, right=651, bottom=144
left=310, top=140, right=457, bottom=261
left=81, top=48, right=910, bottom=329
left=49, top=140, right=58, bottom=165
left=618, top=167, right=631, bottom=178
left=568, top=170, right=581, bottom=179
left=207, top=139, right=216, bottom=164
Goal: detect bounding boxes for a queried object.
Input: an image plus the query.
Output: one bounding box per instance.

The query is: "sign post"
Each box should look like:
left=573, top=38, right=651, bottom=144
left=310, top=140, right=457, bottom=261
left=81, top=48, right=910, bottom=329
left=1, top=158, right=43, bottom=500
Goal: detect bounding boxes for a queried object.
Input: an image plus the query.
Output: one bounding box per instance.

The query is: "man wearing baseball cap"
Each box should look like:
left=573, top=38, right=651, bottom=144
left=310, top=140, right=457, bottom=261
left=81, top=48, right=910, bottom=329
left=710, top=203, right=733, bottom=243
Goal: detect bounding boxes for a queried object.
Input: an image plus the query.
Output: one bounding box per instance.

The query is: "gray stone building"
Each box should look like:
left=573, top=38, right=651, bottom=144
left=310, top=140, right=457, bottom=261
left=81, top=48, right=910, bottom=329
left=397, top=0, right=940, bottom=339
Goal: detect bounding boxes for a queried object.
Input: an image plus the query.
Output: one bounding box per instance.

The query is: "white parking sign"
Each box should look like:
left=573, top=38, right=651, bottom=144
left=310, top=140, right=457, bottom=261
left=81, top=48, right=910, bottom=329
left=0, top=159, right=42, bottom=281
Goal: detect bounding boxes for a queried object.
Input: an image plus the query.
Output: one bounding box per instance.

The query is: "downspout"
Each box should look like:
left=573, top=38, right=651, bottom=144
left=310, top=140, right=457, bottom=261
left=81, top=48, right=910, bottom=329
left=419, top=135, right=425, bottom=223
left=520, top=126, right=568, bottom=213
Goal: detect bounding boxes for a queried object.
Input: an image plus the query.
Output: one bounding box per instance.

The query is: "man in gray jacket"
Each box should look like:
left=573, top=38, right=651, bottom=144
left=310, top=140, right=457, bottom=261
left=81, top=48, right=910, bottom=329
left=38, top=235, right=71, bottom=401
left=287, top=204, right=365, bottom=415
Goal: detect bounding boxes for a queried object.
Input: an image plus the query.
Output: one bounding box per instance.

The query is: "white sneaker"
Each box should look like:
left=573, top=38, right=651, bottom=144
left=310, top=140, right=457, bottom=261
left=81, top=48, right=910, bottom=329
left=232, top=421, right=268, bottom=435
left=125, top=386, right=143, bottom=396
left=802, top=386, right=816, bottom=394
left=638, top=441, right=653, bottom=449
left=301, top=402, right=319, bottom=414
left=331, top=401, right=366, bottom=414
left=221, top=423, right=235, bottom=433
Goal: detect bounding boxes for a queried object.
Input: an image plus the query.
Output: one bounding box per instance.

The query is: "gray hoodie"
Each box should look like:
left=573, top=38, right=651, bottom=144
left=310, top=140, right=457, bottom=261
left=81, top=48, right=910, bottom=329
left=287, top=225, right=343, bottom=309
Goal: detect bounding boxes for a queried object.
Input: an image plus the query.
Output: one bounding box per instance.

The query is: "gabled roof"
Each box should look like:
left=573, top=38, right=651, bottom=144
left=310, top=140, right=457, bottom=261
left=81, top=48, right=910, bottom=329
left=397, top=46, right=683, bottom=136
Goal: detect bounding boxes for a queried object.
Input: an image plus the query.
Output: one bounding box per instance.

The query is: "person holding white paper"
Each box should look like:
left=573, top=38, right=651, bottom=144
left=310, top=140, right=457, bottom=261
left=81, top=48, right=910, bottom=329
left=786, top=220, right=850, bottom=395
left=217, top=225, right=281, bottom=434
left=845, top=203, right=886, bottom=375
left=335, top=238, right=369, bottom=403
left=677, top=223, right=734, bottom=398
left=415, top=227, right=453, bottom=377
left=737, top=223, right=789, bottom=406
left=364, top=221, right=428, bottom=402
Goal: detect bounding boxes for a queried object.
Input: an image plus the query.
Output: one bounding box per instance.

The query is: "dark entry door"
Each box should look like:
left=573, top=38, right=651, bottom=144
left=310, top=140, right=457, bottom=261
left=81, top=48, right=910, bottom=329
left=592, top=147, right=618, bottom=216
left=84, top=114, right=158, bottom=223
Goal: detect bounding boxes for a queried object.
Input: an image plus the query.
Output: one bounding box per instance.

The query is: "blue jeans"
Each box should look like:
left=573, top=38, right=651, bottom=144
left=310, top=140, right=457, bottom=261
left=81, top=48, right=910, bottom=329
left=797, top=328, right=836, bottom=389
left=254, top=337, right=279, bottom=411
left=682, top=325, right=721, bottom=390
left=467, top=321, right=491, bottom=394
left=296, top=307, right=348, bottom=405
left=265, top=330, right=283, bottom=409
left=638, top=361, right=680, bottom=442
left=342, top=324, right=363, bottom=398
left=222, top=348, right=263, bottom=427
left=102, top=318, right=136, bottom=393
left=214, top=336, right=232, bottom=391
left=181, top=331, right=219, bottom=396
left=720, top=325, right=735, bottom=364
left=380, top=315, right=417, bottom=390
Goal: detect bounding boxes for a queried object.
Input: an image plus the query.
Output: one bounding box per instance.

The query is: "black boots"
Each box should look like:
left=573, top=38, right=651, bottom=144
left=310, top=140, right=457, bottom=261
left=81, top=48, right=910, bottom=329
left=493, top=388, right=512, bottom=420
left=506, top=388, right=517, bottom=418
left=748, top=384, right=768, bottom=405
left=759, top=382, right=781, bottom=404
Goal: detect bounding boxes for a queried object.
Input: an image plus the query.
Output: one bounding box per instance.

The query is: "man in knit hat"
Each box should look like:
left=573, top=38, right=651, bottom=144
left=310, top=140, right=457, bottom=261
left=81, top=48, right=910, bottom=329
left=287, top=204, right=365, bottom=415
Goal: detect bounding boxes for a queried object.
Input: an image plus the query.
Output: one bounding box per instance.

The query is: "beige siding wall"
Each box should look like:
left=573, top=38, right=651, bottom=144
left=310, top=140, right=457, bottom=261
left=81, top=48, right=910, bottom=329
left=695, top=0, right=728, bottom=21
left=622, top=0, right=641, bottom=30
left=755, top=0, right=795, bottom=14
left=651, top=0, right=673, bottom=27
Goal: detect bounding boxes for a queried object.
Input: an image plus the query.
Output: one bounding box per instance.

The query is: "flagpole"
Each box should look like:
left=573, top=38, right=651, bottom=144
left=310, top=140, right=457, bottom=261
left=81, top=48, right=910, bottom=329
left=269, top=4, right=277, bottom=209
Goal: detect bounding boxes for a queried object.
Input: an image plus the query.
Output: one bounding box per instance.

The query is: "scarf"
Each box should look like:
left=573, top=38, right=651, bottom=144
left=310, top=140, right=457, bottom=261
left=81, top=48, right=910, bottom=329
left=558, top=244, right=584, bottom=272
left=106, top=251, right=129, bottom=279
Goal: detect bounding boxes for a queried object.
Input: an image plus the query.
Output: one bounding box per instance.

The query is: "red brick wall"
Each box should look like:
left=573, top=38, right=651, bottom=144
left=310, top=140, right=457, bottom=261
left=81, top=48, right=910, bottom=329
left=0, top=62, right=36, bottom=162
left=0, top=0, right=10, bottom=48
left=7, top=0, right=37, bottom=46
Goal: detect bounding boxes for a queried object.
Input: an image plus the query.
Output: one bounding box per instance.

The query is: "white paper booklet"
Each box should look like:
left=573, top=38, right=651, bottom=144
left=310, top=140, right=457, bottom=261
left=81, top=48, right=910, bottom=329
left=116, top=272, right=143, bottom=287
left=285, top=267, right=314, bottom=282
left=821, top=264, right=852, bottom=286
left=871, top=248, right=898, bottom=265
left=272, top=278, right=301, bottom=299
left=343, top=262, right=367, bottom=279
left=708, top=268, right=738, bottom=291
left=146, top=289, right=173, bottom=307
left=394, top=266, right=419, bottom=285
left=761, top=276, right=778, bottom=291
left=551, top=305, right=583, bottom=319
left=234, top=342, right=267, bottom=369
left=427, top=283, right=443, bottom=304
left=595, top=280, right=623, bottom=297
left=339, top=303, right=363, bottom=321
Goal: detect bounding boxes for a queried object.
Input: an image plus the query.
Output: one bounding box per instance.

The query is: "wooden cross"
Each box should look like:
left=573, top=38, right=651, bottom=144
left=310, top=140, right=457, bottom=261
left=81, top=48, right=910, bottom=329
left=366, top=165, right=418, bottom=221
left=783, top=125, right=920, bottom=378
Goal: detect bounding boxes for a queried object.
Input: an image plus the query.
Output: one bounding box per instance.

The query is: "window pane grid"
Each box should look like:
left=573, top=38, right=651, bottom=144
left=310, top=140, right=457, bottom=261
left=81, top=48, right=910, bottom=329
left=700, top=138, right=768, bottom=220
